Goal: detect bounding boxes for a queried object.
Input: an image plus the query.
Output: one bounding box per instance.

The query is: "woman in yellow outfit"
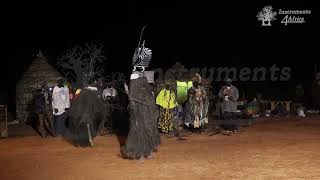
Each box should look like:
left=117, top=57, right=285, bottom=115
left=156, top=81, right=178, bottom=133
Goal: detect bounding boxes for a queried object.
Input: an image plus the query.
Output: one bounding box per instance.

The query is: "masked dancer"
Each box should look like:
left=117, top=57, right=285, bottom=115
left=121, top=27, right=160, bottom=159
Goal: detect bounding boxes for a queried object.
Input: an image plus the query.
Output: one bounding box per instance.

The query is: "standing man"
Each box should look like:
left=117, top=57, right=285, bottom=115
left=33, top=80, right=54, bottom=137
left=52, top=77, right=70, bottom=137
left=218, top=78, right=239, bottom=133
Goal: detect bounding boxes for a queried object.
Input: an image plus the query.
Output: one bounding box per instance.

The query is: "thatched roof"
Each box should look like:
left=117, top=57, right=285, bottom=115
left=18, top=53, right=61, bottom=88
left=16, top=51, right=61, bottom=122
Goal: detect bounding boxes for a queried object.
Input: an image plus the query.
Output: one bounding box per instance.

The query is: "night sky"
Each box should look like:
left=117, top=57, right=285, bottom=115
left=1, top=1, right=319, bottom=117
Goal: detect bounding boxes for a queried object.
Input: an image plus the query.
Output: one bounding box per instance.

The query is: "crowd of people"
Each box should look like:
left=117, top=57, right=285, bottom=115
left=32, top=72, right=243, bottom=145
left=31, top=38, right=245, bottom=161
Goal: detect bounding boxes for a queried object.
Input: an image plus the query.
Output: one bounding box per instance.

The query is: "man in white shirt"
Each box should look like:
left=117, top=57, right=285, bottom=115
left=52, top=78, right=70, bottom=137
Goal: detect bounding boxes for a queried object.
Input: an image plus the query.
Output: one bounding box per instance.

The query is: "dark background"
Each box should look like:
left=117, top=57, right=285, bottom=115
left=0, top=1, right=319, bottom=119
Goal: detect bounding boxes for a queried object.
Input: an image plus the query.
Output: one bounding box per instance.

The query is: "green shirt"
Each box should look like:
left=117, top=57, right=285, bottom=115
left=176, top=81, right=193, bottom=104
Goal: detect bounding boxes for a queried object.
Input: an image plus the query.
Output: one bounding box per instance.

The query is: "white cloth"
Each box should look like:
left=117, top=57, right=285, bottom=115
left=85, top=86, right=98, bottom=91
left=52, top=86, right=70, bottom=116
left=130, top=73, right=140, bottom=80
left=130, top=71, right=145, bottom=80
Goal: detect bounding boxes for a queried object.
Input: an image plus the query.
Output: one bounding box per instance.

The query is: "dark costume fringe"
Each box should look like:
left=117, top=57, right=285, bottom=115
left=121, top=77, right=161, bottom=159
left=66, top=88, right=109, bottom=147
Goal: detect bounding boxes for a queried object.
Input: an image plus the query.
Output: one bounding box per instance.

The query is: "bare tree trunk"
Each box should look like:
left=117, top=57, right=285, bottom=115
left=74, top=61, right=84, bottom=88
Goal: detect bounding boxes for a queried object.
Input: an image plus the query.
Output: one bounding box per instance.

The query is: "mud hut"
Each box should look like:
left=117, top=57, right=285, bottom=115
left=16, top=51, right=61, bottom=123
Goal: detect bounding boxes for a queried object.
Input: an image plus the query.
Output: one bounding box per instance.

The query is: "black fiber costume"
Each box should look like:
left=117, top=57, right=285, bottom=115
left=121, top=76, right=160, bottom=159
left=121, top=25, right=160, bottom=159
left=66, top=88, right=109, bottom=147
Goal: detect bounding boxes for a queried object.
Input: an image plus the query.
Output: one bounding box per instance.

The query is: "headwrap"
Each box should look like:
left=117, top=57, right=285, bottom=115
left=192, top=73, right=202, bottom=83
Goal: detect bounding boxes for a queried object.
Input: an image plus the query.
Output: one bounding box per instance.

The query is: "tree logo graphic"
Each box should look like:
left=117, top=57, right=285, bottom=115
left=257, top=6, right=277, bottom=26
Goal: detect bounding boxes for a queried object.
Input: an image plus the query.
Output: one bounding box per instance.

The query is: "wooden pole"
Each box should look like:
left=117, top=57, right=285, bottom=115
left=0, top=105, right=8, bottom=138
left=5, top=106, right=7, bottom=137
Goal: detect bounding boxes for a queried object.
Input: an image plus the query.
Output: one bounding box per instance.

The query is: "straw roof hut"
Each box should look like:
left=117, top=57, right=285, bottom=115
left=16, top=50, right=61, bottom=123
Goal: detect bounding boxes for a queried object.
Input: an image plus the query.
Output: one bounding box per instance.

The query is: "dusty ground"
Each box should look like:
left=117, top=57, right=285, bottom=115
left=1, top=117, right=320, bottom=180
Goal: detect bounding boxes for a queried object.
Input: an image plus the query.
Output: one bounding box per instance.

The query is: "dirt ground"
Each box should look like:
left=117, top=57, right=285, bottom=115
left=1, top=117, right=320, bottom=180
